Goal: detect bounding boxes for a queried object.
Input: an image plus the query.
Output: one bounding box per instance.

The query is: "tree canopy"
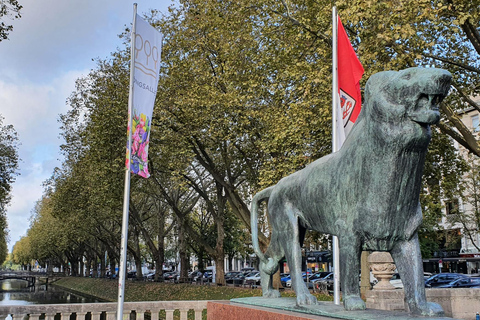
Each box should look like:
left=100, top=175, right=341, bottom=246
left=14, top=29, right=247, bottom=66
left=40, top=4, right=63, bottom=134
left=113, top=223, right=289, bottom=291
left=12, top=0, right=479, bottom=274
left=0, top=115, right=19, bottom=264
left=0, top=0, right=21, bottom=41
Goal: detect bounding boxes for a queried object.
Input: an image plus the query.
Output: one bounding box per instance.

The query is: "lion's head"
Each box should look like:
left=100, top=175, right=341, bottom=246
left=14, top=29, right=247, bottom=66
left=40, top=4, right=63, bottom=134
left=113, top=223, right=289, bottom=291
left=361, top=67, right=451, bottom=146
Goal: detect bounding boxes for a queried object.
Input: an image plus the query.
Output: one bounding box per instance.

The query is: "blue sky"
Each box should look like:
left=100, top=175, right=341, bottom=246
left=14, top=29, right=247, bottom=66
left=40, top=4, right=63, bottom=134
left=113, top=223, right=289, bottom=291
left=0, top=0, right=173, bottom=251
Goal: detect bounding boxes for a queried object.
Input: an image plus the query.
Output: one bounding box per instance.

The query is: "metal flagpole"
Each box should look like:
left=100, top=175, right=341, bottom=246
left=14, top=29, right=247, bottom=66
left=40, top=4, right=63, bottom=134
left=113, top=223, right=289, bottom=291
left=117, top=4, right=137, bottom=320
left=331, top=5, right=341, bottom=306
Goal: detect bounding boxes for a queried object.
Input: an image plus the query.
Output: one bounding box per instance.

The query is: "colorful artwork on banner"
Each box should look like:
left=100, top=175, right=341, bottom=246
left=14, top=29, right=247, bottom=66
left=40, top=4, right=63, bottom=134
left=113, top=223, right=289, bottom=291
left=126, top=111, right=150, bottom=178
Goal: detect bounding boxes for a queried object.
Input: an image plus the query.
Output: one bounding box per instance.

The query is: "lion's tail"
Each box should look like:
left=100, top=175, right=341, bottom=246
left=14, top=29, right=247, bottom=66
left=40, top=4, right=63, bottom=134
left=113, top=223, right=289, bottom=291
left=250, top=186, right=274, bottom=264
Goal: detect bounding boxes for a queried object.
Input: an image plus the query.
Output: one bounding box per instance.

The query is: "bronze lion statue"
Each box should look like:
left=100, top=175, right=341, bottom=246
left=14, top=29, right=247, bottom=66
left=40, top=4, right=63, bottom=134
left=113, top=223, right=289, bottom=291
left=251, top=67, right=451, bottom=316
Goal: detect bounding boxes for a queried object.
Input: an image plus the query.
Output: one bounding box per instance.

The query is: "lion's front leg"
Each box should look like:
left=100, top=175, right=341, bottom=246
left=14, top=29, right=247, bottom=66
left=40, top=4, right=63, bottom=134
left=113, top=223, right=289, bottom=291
left=339, top=236, right=365, bottom=311
left=391, top=233, right=444, bottom=317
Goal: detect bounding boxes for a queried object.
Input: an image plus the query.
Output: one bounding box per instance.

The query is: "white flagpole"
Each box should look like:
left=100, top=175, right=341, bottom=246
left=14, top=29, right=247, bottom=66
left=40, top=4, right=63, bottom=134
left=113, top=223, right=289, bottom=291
left=331, top=5, right=341, bottom=306
left=117, top=4, right=137, bottom=320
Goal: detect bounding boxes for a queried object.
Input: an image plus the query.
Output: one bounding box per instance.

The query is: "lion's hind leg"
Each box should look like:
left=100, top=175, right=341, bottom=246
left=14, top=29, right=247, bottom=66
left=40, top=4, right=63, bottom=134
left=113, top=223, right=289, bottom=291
left=339, top=235, right=365, bottom=311
left=259, top=237, right=283, bottom=298
left=280, top=208, right=317, bottom=306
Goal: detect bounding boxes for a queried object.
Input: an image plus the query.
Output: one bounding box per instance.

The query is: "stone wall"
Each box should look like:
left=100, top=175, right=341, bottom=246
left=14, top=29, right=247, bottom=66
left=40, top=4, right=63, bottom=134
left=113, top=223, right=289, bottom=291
left=365, top=288, right=480, bottom=320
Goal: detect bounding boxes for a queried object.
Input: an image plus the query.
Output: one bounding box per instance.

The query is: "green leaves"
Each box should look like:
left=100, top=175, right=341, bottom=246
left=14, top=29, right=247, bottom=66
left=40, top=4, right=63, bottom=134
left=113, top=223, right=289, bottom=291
left=0, top=115, right=19, bottom=264
left=0, top=0, right=22, bottom=41
left=15, top=0, right=479, bottom=269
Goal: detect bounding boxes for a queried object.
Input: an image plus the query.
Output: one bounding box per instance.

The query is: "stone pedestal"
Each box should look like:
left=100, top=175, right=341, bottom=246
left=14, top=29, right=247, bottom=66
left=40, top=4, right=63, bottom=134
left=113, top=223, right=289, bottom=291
left=366, top=288, right=480, bottom=320
left=207, top=301, right=331, bottom=319
left=216, top=297, right=460, bottom=320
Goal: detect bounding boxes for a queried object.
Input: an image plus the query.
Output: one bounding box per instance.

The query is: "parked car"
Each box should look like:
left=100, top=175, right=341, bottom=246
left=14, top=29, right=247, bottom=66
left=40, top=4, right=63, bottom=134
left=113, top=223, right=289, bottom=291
left=240, top=267, right=256, bottom=275
left=312, top=272, right=334, bottom=290
left=225, top=271, right=244, bottom=284
left=309, top=272, right=331, bottom=282
left=425, top=273, right=468, bottom=287
left=143, top=271, right=156, bottom=281
left=202, top=270, right=213, bottom=282
left=437, top=277, right=480, bottom=288
left=163, top=271, right=178, bottom=281
left=245, top=272, right=261, bottom=285
left=189, top=270, right=204, bottom=282
left=390, top=273, right=403, bottom=288
left=280, top=273, right=290, bottom=286
left=285, top=272, right=310, bottom=288
left=127, top=271, right=136, bottom=279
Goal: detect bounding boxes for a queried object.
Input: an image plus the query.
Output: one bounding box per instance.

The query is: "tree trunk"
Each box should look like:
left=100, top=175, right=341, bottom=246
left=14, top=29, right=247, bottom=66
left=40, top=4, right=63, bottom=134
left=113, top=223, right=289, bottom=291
left=214, top=182, right=226, bottom=285
left=133, top=230, right=143, bottom=280
left=178, top=219, right=189, bottom=280
left=198, top=247, right=205, bottom=271
left=85, top=257, right=91, bottom=277
left=99, top=251, right=106, bottom=278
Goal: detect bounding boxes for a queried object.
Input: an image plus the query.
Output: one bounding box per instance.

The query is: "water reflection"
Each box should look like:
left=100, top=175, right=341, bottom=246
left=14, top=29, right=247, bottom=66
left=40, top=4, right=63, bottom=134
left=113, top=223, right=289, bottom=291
left=0, top=279, right=103, bottom=305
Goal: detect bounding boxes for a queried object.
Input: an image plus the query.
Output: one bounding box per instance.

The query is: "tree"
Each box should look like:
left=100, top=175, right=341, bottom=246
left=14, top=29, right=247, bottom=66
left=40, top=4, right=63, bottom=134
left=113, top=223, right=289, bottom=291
left=0, top=115, right=19, bottom=264
left=447, top=153, right=480, bottom=252
left=154, top=0, right=334, bottom=253
left=12, top=236, right=31, bottom=268
left=419, top=128, right=468, bottom=257
left=0, top=0, right=21, bottom=41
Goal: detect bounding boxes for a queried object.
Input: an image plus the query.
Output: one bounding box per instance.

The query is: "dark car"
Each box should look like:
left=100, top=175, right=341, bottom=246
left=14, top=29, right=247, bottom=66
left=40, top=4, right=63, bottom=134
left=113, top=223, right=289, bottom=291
left=308, top=271, right=331, bottom=282
left=313, top=272, right=334, bottom=290
left=425, top=273, right=468, bottom=287
left=437, top=277, right=480, bottom=288
left=225, top=271, right=244, bottom=284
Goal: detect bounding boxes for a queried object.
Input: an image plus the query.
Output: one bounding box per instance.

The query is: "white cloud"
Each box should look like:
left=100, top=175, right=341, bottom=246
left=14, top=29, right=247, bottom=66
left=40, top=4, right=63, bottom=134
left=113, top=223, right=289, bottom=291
left=0, top=0, right=173, bottom=251
left=0, top=70, right=87, bottom=251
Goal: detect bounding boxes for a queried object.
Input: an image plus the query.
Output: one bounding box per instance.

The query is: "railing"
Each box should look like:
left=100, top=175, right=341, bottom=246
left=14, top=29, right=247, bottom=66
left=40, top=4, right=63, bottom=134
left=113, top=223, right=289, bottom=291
left=0, top=301, right=208, bottom=320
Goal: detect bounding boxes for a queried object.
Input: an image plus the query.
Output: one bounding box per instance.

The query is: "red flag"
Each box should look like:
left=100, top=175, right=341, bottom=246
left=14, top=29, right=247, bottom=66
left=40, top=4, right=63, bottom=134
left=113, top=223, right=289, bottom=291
left=337, top=17, right=364, bottom=136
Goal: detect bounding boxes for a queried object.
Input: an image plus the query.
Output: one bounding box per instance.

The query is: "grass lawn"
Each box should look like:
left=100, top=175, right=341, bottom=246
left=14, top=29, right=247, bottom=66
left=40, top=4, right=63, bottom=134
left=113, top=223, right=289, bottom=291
left=53, top=277, right=333, bottom=302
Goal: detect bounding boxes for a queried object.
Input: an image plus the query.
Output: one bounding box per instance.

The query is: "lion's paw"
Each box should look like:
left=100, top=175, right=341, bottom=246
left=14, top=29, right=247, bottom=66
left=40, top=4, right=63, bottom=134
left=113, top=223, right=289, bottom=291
left=262, top=289, right=281, bottom=299
left=296, top=293, right=317, bottom=306
left=343, top=296, right=366, bottom=311
left=414, top=302, right=444, bottom=317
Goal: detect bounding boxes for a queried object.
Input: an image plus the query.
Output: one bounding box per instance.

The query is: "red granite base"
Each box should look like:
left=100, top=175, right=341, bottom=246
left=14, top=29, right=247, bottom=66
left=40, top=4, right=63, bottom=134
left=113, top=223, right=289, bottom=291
left=207, top=301, right=333, bottom=320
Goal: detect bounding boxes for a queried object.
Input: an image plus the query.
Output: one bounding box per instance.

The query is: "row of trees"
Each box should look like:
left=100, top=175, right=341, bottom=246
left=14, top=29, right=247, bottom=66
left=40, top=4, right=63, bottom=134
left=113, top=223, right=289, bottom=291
left=0, top=1, right=22, bottom=265
left=0, top=116, right=19, bottom=264
left=9, top=0, right=479, bottom=283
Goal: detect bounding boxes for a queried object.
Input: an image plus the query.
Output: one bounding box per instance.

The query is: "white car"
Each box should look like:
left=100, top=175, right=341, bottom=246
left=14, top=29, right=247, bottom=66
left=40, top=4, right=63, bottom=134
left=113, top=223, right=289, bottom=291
left=245, top=272, right=261, bottom=285
left=390, top=273, right=403, bottom=288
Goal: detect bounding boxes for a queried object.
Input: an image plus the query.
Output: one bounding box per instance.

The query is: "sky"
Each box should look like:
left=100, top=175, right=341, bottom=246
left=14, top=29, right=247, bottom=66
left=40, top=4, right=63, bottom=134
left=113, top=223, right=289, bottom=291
left=0, top=0, right=174, bottom=252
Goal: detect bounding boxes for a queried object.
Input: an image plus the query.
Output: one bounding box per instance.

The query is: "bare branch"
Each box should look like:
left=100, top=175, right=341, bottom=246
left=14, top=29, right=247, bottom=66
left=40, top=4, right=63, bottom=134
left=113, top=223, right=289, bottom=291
left=423, top=53, right=480, bottom=74
left=452, top=83, right=480, bottom=112
left=439, top=103, right=480, bottom=157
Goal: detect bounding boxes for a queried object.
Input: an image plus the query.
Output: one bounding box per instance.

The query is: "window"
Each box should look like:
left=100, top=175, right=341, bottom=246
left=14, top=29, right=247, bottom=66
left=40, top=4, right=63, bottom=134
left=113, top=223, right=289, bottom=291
left=445, top=199, right=459, bottom=215
left=472, top=114, right=480, bottom=132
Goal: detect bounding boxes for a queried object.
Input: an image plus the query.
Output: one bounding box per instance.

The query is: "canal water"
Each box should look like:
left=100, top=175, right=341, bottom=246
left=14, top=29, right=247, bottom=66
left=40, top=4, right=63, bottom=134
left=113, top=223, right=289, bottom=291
left=0, top=279, right=104, bottom=305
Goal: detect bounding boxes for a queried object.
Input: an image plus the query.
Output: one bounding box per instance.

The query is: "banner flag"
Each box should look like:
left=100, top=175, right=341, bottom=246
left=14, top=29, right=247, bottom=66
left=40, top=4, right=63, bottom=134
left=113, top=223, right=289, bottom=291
left=126, top=14, right=163, bottom=178
left=336, top=16, right=364, bottom=145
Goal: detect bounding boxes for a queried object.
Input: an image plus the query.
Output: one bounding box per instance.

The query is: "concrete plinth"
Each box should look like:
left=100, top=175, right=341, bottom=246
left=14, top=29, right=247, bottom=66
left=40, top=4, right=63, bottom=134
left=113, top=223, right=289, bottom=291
left=209, top=297, right=461, bottom=320
left=366, top=288, right=480, bottom=320
left=207, top=301, right=332, bottom=319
